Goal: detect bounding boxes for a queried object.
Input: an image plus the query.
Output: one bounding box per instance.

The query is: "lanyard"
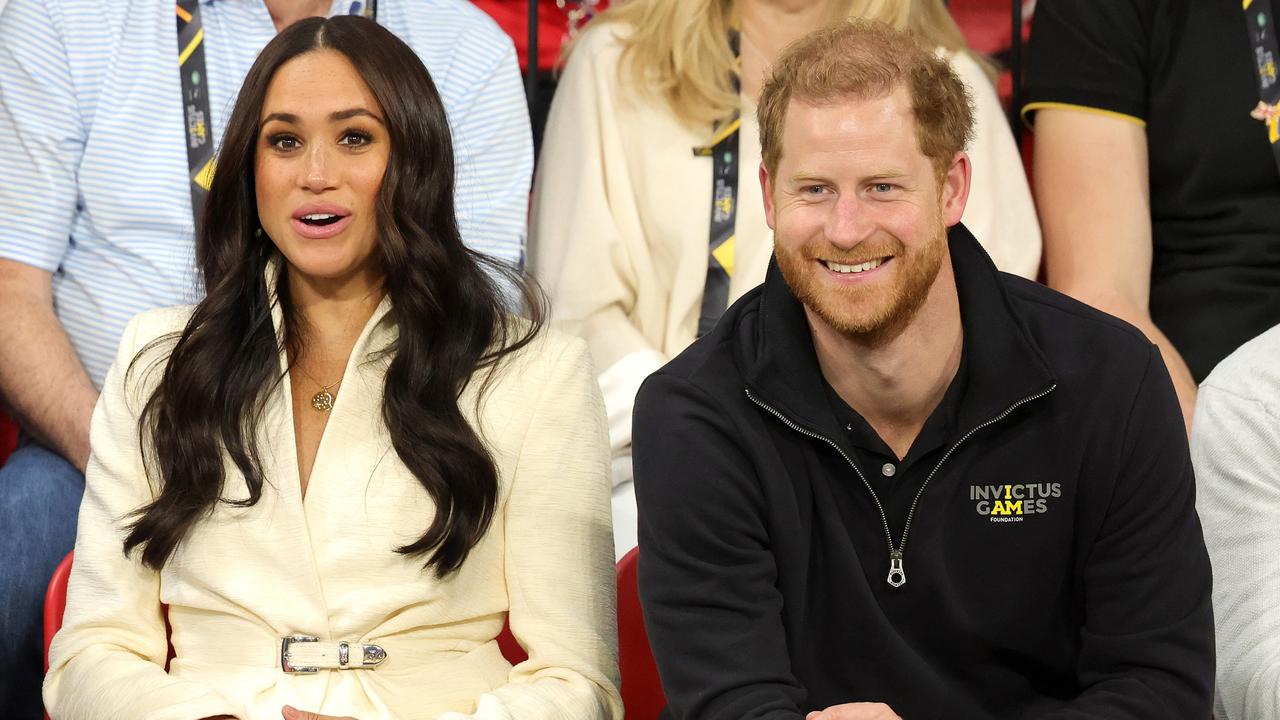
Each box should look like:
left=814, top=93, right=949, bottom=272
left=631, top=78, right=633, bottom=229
left=176, top=0, right=215, bottom=233
left=173, top=1, right=378, bottom=231
left=692, top=31, right=742, bottom=338
left=1243, top=0, right=1280, bottom=172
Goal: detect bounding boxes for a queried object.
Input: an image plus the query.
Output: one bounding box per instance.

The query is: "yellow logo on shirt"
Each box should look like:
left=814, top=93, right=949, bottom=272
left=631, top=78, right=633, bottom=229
left=971, top=483, right=1062, bottom=523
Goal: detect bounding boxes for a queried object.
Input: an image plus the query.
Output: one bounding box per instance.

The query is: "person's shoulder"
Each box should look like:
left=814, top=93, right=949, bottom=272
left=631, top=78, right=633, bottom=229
left=939, top=47, right=989, bottom=87
left=568, top=17, right=630, bottom=62
left=127, top=305, right=194, bottom=348
left=1201, top=324, right=1280, bottom=403
left=495, top=322, right=593, bottom=386
left=386, top=0, right=513, bottom=52
left=1001, top=274, right=1157, bottom=374
left=641, top=290, right=759, bottom=405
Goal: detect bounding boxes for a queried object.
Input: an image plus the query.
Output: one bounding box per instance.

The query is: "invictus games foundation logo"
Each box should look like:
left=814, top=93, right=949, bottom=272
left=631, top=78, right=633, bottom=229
left=970, top=483, right=1062, bottom=523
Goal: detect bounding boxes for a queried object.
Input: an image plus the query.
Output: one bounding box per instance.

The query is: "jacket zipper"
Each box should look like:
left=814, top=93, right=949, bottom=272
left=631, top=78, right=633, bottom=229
left=745, top=383, right=1057, bottom=589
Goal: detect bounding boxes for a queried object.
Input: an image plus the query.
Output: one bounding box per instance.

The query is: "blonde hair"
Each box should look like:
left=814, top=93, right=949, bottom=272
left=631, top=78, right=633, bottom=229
left=590, top=0, right=988, bottom=130
left=756, top=19, right=974, bottom=179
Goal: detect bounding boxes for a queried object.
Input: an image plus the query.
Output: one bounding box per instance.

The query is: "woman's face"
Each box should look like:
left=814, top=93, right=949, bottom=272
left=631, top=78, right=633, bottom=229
left=255, top=49, right=389, bottom=294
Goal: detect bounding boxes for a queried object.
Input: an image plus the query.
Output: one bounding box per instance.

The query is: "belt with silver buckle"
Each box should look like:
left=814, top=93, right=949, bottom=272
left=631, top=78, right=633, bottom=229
left=280, top=635, right=388, bottom=673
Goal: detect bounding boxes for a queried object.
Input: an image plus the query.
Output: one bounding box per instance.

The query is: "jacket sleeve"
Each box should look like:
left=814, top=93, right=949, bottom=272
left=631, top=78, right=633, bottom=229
left=42, top=314, right=246, bottom=720
left=948, top=50, right=1042, bottom=281
left=1192, top=366, right=1280, bottom=718
left=633, top=372, right=807, bottom=720
left=1037, top=346, right=1215, bottom=718
left=529, top=25, right=667, bottom=468
left=439, top=337, right=623, bottom=720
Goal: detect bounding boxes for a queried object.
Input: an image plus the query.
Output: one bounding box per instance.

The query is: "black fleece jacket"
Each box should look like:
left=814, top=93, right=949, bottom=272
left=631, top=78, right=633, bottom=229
left=632, top=225, right=1214, bottom=720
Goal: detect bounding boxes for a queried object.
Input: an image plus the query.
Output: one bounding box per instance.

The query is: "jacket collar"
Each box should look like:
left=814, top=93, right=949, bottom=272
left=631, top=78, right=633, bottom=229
left=741, top=224, right=1056, bottom=444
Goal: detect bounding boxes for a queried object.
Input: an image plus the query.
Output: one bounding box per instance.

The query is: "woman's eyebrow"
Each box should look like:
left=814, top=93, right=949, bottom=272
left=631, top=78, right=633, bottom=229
left=260, top=108, right=386, bottom=125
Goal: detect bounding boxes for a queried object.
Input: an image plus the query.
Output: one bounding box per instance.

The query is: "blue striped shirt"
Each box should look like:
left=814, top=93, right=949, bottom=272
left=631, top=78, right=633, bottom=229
left=0, top=0, right=532, bottom=388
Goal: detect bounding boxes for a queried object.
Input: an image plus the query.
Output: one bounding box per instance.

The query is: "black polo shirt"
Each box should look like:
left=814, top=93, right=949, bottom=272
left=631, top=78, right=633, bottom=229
left=823, top=352, right=970, bottom=545
left=1024, top=0, right=1280, bottom=380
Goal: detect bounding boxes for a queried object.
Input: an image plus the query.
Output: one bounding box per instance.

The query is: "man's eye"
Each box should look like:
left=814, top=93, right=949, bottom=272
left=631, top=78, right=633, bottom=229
left=803, top=185, right=827, bottom=195
left=873, top=183, right=895, bottom=193
left=339, top=131, right=372, bottom=147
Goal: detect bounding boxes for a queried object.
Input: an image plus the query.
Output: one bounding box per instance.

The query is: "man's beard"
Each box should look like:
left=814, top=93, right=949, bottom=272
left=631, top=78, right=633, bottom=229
left=776, top=212, right=948, bottom=348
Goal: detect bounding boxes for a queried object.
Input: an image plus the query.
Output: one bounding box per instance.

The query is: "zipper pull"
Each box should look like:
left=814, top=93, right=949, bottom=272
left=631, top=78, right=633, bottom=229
left=887, top=550, right=906, bottom=588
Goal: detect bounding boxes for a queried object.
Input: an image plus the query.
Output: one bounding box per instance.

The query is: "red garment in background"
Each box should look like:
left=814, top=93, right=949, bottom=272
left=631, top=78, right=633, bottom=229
left=950, top=0, right=1035, bottom=105
left=0, top=411, right=16, bottom=464
left=472, top=0, right=609, bottom=71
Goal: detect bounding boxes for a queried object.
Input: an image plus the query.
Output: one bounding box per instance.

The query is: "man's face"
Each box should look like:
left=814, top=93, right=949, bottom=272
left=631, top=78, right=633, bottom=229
left=762, top=88, right=969, bottom=345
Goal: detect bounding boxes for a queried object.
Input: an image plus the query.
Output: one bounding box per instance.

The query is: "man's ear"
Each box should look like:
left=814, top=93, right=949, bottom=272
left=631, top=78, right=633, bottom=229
left=940, top=151, right=972, bottom=228
left=761, top=162, right=777, bottom=230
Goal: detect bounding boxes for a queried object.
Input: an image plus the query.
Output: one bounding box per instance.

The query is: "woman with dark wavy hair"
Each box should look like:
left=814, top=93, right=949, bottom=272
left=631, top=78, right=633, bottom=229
left=43, top=16, right=620, bottom=720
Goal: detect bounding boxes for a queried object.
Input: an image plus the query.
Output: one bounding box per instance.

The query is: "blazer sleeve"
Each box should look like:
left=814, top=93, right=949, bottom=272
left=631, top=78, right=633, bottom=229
left=42, top=313, right=246, bottom=720
left=529, top=25, right=668, bottom=463
left=1035, top=346, right=1215, bottom=718
left=439, top=337, right=623, bottom=720
left=948, top=50, right=1042, bottom=280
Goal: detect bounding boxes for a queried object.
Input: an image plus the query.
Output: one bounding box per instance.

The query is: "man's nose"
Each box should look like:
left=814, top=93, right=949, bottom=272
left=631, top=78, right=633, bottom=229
left=825, top=194, right=874, bottom=250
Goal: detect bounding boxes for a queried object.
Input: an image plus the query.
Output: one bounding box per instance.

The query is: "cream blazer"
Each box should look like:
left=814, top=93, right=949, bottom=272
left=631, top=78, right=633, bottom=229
left=44, top=298, right=622, bottom=720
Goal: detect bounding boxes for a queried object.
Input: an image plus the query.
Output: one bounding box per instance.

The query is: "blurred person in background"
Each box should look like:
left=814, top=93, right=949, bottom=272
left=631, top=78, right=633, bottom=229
left=1025, top=0, right=1280, bottom=429
left=1192, top=322, right=1280, bottom=720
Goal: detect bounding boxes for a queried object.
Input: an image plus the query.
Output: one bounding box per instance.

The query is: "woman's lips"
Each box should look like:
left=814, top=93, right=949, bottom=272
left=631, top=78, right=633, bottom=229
left=291, top=214, right=354, bottom=239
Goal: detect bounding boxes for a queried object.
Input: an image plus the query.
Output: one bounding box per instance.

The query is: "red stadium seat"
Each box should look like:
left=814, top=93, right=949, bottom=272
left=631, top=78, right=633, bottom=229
left=617, top=547, right=666, bottom=719
left=0, top=409, right=17, bottom=466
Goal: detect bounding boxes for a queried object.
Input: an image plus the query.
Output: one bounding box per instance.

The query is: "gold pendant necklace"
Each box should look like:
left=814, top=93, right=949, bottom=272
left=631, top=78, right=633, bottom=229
left=310, top=381, right=339, bottom=413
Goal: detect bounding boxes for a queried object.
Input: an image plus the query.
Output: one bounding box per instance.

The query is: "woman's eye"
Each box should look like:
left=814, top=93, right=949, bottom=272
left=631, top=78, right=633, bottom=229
left=339, top=131, right=372, bottom=147
left=268, top=134, right=300, bottom=151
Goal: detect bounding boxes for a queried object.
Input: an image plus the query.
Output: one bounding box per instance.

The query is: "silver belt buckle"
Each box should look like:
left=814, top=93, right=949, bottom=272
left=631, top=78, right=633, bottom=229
left=281, top=634, right=320, bottom=674
left=280, top=635, right=388, bottom=673
left=358, top=642, right=388, bottom=668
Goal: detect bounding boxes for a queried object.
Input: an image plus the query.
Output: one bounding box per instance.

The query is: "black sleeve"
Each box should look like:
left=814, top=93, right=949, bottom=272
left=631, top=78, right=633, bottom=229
left=1023, top=0, right=1152, bottom=123
left=1037, top=347, right=1215, bottom=718
left=633, top=371, right=807, bottom=720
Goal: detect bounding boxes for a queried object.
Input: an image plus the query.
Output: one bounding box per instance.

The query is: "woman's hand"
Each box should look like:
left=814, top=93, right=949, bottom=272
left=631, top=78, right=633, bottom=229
left=281, top=706, right=359, bottom=720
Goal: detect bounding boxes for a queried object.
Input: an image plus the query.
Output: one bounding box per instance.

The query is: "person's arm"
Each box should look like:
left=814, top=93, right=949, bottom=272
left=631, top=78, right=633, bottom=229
left=1192, top=361, right=1280, bottom=719
left=446, top=23, right=533, bottom=302
left=948, top=51, right=1041, bottom=279
left=439, top=336, right=622, bottom=720
left=0, top=0, right=100, bottom=468
left=529, top=26, right=666, bottom=474
left=1035, top=346, right=1214, bottom=718
left=1033, top=108, right=1196, bottom=430
left=0, top=260, right=97, bottom=469
left=633, top=372, right=806, bottom=720
left=43, top=313, right=245, bottom=720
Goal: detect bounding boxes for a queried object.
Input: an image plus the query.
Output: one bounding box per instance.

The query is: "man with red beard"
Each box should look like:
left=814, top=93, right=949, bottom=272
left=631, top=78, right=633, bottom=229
left=631, top=20, right=1214, bottom=720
